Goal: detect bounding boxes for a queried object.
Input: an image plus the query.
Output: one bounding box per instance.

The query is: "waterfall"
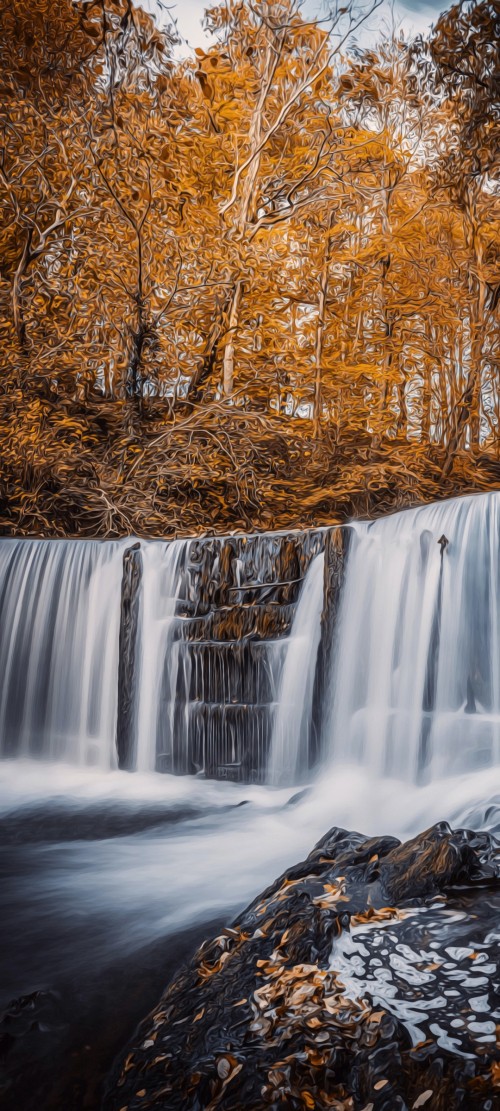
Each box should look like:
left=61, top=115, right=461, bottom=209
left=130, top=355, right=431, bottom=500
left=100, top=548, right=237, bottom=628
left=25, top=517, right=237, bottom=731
left=268, top=551, right=325, bottom=785
left=0, top=530, right=321, bottom=778
left=135, top=541, right=189, bottom=773
left=0, top=539, right=126, bottom=767
left=326, top=492, right=500, bottom=781
left=2, top=492, right=499, bottom=787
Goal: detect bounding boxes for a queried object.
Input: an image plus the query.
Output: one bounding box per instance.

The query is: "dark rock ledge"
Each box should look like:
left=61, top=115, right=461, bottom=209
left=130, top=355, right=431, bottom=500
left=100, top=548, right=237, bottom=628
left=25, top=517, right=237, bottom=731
left=104, top=824, right=500, bottom=1111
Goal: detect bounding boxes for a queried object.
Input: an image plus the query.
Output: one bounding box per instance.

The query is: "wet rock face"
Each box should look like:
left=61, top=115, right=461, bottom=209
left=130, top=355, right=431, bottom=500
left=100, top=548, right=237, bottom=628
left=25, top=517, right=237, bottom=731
left=115, top=528, right=333, bottom=780
left=161, top=529, right=328, bottom=782
left=117, top=543, right=142, bottom=770
left=105, top=824, right=500, bottom=1111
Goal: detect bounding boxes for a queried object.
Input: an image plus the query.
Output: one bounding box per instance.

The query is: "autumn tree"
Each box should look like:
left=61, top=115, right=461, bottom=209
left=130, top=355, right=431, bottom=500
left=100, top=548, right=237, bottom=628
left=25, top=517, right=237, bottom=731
left=420, top=0, right=500, bottom=468
left=0, top=0, right=499, bottom=537
left=0, top=0, right=101, bottom=363
left=185, top=0, right=382, bottom=403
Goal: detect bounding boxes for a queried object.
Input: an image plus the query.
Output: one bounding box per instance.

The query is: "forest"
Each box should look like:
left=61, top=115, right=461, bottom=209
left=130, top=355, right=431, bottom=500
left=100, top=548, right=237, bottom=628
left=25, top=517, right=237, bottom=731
left=1, top=0, right=499, bottom=537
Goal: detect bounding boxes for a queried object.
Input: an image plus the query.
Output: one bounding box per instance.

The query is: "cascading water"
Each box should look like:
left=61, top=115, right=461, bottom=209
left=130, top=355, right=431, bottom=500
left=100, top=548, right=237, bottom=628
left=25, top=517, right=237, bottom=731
left=0, top=539, right=126, bottom=767
left=135, top=540, right=189, bottom=772
left=2, top=492, right=500, bottom=792
left=0, top=530, right=318, bottom=779
left=326, top=491, right=500, bottom=782
left=3, top=495, right=500, bottom=1111
left=268, top=551, right=325, bottom=785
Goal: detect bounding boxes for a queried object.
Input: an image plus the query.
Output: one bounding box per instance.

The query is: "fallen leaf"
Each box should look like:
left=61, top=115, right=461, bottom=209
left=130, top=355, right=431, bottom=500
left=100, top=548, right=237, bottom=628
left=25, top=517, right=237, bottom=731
left=491, top=1062, right=500, bottom=1087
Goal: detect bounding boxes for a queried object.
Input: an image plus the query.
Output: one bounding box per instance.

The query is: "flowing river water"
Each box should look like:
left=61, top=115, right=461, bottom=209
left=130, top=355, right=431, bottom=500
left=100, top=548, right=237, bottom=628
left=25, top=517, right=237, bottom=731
left=1, top=492, right=500, bottom=1107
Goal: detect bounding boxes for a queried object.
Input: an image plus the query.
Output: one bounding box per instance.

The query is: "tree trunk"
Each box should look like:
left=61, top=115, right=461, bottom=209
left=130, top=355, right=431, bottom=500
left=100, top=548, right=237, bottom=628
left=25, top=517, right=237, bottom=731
left=373, top=257, right=393, bottom=445
left=441, top=247, right=487, bottom=477
left=313, top=216, right=334, bottom=439
left=186, top=316, right=225, bottom=405
left=222, top=280, right=242, bottom=397
left=127, top=323, right=147, bottom=404
left=12, top=231, right=33, bottom=351
left=439, top=334, right=450, bottom=446
left=443, top=188, right=488, bottom=471
left=313, top=272, right=327, bottom=439
left=219, top=35, right=275, bottom=392
left=396, top=359, right=408, bottom=437
left=422, top=321, right=433, bottom=443
left=468, top=264, right=487, bottom=448
left=441, top=380, right=474, bottom=479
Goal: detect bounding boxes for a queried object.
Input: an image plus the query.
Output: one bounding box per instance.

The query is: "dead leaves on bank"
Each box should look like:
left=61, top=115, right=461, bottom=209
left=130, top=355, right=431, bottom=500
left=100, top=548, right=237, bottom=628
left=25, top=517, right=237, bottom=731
left=2, top=390, right=498, bottom=542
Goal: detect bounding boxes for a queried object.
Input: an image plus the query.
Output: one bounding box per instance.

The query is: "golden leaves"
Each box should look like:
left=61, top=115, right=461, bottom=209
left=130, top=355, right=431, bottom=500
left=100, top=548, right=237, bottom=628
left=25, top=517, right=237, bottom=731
left=313, top=880, right=346, bottom=908
left=0, top=0, right=499, bottom=538
left=350, top=906, right=404, bottom=928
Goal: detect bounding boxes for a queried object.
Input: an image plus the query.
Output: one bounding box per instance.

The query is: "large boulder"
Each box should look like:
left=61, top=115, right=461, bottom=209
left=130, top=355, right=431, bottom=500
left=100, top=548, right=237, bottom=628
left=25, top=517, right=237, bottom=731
left=105, top=823, right=500, bottom=1110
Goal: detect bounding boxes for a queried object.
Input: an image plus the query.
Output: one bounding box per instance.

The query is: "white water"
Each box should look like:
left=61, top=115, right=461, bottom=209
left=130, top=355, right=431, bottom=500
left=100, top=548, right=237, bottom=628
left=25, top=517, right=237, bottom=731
left=0, top=534, right=291, bottom=777
left=1, top=753, right=499, bottom=1014
left=268, top=551, right=325, bottom=784
left=2, top=491, right=500, bottom=822
left=3, top=495, right=500, bottom=1110
left=0, top=540, right=126, bottom=768
left=0, top=537, right=192, bottom=772
left=326, top=492, right=500, bottom=784
left=135, top=540, right=188, bottom=772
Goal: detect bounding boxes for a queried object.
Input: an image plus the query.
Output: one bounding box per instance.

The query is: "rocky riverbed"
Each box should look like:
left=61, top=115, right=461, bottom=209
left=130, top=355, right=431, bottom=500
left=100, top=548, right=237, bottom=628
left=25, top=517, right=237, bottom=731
left=105, top=823, right=500, bottom=1111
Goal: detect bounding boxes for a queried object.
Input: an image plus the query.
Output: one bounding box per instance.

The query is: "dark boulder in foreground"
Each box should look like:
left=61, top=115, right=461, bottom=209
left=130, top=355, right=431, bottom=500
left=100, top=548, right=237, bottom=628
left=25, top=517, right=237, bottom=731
left=105, top=823, right=500, bottom=1110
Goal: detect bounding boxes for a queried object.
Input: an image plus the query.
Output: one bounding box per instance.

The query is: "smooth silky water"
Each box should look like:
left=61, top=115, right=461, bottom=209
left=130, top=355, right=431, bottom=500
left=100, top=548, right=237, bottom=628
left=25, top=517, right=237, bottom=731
left=1, top=493, right=500, bottom=1107
left=327, top=492, right=500, bottom=781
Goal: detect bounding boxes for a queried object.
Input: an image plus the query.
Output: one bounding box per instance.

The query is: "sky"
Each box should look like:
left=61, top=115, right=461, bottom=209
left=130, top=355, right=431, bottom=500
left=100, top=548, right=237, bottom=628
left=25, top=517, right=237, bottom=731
left=142, top=0, right=446, bottom=53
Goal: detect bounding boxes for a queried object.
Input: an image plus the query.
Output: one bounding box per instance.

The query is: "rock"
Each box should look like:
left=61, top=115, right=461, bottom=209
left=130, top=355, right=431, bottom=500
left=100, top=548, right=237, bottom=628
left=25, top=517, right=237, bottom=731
left=104, top=824, right=500, bottom=1111
left=116, top=543, right=142, bottom=770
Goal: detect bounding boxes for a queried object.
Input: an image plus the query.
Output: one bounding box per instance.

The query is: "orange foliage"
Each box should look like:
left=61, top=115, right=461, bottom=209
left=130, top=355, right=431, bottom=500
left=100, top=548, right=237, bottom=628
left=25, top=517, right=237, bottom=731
left=0, top=0, right=499, bottom=537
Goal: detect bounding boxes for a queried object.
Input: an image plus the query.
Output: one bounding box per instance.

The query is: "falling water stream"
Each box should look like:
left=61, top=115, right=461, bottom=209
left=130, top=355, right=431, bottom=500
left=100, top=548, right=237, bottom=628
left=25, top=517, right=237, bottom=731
left=0, top=539, right=125, bottom=767
left=2, top=492, right=500, bottom=1108
left=327, top=492, right=500, bottom=781
left=268, top=550, right=325, bottom=784
left=134, top=541, right=188, bottom=772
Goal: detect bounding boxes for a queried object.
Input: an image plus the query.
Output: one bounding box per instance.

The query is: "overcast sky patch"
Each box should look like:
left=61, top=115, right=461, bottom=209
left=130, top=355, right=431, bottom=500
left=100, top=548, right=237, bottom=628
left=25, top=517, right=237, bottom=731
left=142, top=0, right=445, bottom=52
